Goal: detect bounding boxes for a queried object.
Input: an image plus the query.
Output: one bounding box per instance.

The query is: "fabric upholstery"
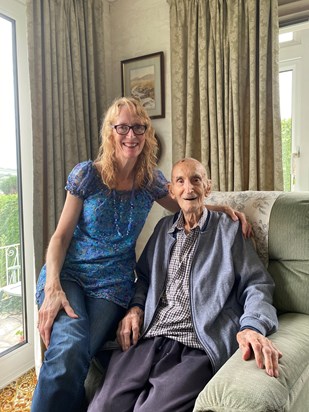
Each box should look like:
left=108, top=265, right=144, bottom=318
left=193, top=313, right=309, bottom=412
left=206, top=191, right=281, bottom=266
left=268, top=192, right=309, bottom=314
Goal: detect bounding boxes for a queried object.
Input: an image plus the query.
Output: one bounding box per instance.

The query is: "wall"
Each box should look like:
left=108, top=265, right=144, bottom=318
left=103, top=0, right=173, bottom=256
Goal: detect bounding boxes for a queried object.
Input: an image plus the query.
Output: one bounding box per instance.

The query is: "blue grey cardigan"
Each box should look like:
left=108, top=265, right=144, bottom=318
left=131, top=210, right=278, bottom=373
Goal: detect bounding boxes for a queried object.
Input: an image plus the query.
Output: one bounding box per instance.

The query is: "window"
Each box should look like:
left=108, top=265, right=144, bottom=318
left=279, top=31, right=293, bottom=43
left=279, top=70, right=292, bottom=191
left=279, top=23, right=309, bottom=191
left=0, top=0, right=34, bottom=388
left=0, top=11, right=26, bottom=357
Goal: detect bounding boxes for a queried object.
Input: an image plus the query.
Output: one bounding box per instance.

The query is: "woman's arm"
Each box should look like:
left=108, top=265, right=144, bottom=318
left=156, top=193, right=180, bottom=213
left=38, top=193, right=83, bottom=347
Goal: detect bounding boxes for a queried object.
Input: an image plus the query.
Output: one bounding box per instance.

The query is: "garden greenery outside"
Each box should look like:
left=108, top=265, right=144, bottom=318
left=0, top=174, right=22, bottom=316
left=281, top=118, right=292, bottom=192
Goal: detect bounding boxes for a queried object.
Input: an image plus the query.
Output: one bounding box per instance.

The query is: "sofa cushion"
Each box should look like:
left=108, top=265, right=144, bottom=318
left=206, top=191, right=281, bottom=266
left=268, top=192, right=309, bottom=315
left=193, top=313, right=309, bottom=412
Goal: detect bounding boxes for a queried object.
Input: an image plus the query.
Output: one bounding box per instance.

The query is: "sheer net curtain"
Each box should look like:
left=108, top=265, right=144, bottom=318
left=167, top=0, right=283, bottom=191
left=26, top=0, right=106, bottom=276
left=26, top=0, right=106, bottom=371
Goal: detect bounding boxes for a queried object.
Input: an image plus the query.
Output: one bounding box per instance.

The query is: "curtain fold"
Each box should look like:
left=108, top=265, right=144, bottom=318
left=168, top=0, right=283, bottom=191
left=26, top=0, right=106, bottom=276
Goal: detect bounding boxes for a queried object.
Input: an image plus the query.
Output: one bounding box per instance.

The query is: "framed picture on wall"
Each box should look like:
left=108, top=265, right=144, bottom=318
left=121, top=51, right=165, bottom=119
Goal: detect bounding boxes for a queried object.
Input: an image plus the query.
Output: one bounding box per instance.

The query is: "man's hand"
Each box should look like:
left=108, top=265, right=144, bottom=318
left=117, top=306, right=144, bottom=351
left=237, top=329, right=282, bottom=377
left=38, top=287, right=78, bottom=348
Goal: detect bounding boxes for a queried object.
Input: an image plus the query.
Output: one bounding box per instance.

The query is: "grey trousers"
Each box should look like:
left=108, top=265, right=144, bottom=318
left=88, top=336, right=213, bottom=412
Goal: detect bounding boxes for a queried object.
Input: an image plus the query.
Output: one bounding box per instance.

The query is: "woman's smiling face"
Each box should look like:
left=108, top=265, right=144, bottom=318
left=112, top=106, right=146, bottom=162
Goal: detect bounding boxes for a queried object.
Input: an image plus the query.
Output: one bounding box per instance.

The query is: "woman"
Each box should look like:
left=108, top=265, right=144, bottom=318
left=31, top=97, right=247, bottom=412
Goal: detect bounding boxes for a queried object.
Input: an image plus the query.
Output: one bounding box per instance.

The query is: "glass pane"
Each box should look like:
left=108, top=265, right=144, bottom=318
left=279, top=70, right=292, bottom=192
left=0, top=14, right=26, bottom=356
left=279, top=32, right=293, bottom=43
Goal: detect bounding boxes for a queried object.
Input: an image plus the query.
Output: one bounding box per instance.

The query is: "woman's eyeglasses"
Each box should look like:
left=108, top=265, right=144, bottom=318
left=112, top=124, right=147, bottom=135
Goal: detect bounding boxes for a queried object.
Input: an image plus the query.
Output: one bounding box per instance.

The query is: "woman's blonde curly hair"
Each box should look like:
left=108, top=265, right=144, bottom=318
left=95, top=97, right=158, bottom=189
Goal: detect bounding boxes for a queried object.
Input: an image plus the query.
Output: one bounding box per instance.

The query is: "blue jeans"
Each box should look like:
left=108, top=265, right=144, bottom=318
left=31, top=280, right=125, bottom=412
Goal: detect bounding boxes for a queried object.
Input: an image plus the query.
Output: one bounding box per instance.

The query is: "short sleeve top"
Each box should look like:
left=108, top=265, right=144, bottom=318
left=36, top=160, right=169, bottom=308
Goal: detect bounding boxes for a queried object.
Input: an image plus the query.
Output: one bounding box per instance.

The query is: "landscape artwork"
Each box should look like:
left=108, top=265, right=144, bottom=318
left=121, top=52, right=165, bottom=119
left=129, top=65, right=156, bottom=110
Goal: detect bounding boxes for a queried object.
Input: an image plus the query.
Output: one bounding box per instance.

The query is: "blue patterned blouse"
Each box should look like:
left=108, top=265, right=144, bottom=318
left=36, top=160, right=169, bottom=308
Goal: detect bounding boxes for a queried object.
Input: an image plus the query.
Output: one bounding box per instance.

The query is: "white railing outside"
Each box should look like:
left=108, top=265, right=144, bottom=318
left=0, top=244, right=21, bottom=290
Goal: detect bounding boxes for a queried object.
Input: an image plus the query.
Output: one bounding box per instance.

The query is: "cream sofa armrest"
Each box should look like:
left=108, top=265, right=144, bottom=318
left=194, top=313, right=309, bottom=412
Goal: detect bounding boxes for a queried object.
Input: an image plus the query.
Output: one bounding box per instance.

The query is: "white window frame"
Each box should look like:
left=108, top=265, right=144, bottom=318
left=279, top=22, right=309, bottom=191
left=0, top=0, right=35, bottom=388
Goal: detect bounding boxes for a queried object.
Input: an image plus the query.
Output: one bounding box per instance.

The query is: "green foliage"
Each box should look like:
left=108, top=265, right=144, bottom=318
left=0, top=292, right=22, bottom=314
left=0, top=194, right=20, bottom=287
left=281, top=118, right=292, bottom=192
left=0, top=175, right=18, bottom=194
left=0, top=194, right=20, bottom=246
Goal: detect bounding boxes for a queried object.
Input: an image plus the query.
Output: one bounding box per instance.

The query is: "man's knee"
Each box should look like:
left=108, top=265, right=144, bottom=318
left=89, top=390, right=129, bottom=412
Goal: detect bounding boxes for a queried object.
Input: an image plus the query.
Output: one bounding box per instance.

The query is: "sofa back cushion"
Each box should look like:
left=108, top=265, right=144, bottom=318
left=268, top=192, right=309, bottom=315
left=206, top=191, right=281, bottom=267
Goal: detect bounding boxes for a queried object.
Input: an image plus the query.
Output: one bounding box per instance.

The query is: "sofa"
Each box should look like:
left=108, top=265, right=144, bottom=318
left=193, top=190, right=309, bottom=412
left=86, top=191, right=309, bottom=412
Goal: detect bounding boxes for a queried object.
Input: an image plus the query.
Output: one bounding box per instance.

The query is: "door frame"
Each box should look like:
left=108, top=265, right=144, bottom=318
left=0, top=0, right=35, bottom=388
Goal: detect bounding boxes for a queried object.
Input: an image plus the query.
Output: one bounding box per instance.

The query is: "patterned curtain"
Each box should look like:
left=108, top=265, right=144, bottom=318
left=26, top=0, right=106, bottom=276
left=167, top=0, right=283, bottom=191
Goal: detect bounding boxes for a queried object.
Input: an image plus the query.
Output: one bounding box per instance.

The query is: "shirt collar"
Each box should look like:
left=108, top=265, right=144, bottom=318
left=168, top=207, right=208, bottom=234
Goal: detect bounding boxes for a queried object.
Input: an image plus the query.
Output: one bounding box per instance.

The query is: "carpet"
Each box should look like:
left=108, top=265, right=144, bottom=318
left=0, top=368, right=36, bottom=411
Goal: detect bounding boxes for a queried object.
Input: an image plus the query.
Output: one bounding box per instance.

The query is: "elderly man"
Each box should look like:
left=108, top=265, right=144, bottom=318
left=88, top=158, right=282, bottom=412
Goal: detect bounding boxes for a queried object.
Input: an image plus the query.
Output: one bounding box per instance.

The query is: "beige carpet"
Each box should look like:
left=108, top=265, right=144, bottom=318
left=0, top=368, right=36, bottom=411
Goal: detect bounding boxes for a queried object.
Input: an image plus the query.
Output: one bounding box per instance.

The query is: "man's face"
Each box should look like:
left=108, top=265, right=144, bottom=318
left=169, top=160, right=210, bottom=216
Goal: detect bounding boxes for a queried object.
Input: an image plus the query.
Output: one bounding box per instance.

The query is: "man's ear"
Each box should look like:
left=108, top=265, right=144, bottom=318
left=168, top=182, right=176, bottom=199
left=204, top=179, right=212, bottom=197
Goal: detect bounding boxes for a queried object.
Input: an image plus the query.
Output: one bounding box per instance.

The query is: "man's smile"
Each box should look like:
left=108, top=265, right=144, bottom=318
left=183, top=196, right=198, bottom=201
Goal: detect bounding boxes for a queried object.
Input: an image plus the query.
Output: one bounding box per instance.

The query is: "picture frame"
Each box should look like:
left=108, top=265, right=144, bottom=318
left=121, top=51, right=165, bottom=119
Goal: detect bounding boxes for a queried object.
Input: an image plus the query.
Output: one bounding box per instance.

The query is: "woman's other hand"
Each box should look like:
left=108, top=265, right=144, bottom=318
left=38, top=285, right=78, bottom=348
